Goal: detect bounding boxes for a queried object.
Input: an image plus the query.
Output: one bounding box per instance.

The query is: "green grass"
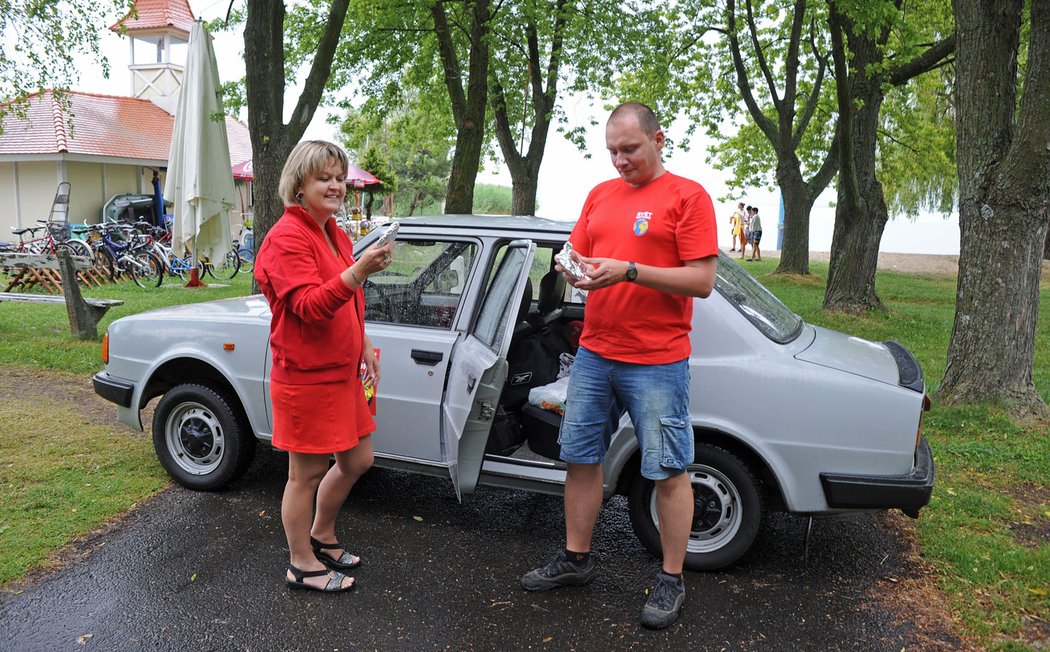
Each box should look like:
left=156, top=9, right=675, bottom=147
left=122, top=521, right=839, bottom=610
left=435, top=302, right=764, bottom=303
left=1, top=258, right=1047, bottom=649
left=0, top=272, right=255, bottom=374
left=754, top=258, right=1049, bottom=650
left=0, top=392, right=169, bottom=584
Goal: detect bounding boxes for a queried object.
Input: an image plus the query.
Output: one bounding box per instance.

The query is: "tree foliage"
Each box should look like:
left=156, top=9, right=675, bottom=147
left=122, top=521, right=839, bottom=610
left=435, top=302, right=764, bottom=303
left=822, top=0, right=955, bottom=312
left=243, top=0, right=351, bottom=254
left=619, top=0, right=840, bottom=275
left=334, top=0, right=657, bottom=215
left=0, top=0, right=132, bottom=134
left=338, top=91, right=454, bottom=217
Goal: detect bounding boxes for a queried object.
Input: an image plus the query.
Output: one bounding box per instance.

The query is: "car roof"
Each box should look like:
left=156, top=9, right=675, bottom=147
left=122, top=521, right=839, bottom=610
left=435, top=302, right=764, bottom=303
left=394, top=214, right=575, bottom=236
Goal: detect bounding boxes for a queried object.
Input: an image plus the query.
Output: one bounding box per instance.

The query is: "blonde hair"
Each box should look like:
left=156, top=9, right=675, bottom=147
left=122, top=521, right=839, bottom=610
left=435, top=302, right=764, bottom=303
left=278, top=140, right=350, bottom=206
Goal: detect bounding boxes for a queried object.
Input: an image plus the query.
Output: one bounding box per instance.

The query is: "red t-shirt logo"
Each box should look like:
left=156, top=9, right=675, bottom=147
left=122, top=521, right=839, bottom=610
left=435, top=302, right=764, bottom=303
left=633, top=211, right=653, bottom=236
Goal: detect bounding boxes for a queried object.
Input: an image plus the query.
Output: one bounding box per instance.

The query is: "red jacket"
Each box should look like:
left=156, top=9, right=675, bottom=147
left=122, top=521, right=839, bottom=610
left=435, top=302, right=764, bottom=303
left=255, top=205, right=364, bottom=384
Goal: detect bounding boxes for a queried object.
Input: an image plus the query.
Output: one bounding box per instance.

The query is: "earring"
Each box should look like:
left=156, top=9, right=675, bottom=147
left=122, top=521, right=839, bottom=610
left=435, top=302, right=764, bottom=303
left=295, top=192, right=304, bottom=203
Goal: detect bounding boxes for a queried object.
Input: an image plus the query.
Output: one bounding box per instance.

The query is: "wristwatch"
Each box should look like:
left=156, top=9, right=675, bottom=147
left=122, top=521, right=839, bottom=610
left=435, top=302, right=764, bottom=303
left=625, top=261, right=638, bottom=282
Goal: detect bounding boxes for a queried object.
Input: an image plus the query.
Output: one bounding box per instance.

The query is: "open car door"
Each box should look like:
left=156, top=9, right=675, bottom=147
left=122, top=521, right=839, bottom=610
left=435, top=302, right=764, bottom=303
left=443, top=239, right=536, bottom=499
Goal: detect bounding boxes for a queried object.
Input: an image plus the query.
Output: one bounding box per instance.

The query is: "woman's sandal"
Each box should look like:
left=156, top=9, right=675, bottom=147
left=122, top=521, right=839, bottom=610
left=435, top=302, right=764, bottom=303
left=286, top=564, right=355, bottom=593
left=310, top=536, right=362, bottom=571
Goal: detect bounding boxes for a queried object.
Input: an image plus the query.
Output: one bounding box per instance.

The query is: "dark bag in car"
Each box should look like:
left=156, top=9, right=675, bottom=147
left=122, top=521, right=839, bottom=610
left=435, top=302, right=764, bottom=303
left=501, top=324, right=574, bottom=411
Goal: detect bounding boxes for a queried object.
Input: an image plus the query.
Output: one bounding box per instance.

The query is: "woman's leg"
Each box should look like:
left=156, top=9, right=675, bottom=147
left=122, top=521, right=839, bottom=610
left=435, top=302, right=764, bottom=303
left=311, top=436, right=375, bottom=545
left=283, top=452, right=353, bottom=589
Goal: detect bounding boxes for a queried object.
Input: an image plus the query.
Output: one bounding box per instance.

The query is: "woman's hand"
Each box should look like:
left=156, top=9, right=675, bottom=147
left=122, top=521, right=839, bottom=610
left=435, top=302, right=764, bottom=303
left=361, top=335, right=380, bottom=388
left=355, top=241, right=395, bottom=277
left=342, top=241, right=394, bottom=288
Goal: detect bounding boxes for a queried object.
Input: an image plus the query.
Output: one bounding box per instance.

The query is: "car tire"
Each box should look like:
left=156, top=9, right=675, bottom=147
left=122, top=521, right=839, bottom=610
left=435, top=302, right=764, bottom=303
left=627, top=442, right=763, bottom=571
left=152, top=383, right=256, bottom=490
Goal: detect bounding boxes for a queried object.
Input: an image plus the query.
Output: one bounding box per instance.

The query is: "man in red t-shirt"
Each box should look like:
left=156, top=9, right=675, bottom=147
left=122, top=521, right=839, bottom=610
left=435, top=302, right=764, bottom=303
left=521, top=102, right=718, bottom=630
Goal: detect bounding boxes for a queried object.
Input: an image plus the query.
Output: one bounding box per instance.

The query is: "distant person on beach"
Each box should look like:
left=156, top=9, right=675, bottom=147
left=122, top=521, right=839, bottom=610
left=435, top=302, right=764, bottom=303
left=729, top=202, right=745, bottom=252
left=747, top=207, right=763, bottom=261
left=741, top=206, right=752, bottom=259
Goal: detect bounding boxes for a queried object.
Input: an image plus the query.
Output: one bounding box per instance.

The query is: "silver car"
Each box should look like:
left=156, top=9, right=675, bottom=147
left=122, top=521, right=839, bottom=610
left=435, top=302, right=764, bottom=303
left=93, top=215, right=934, bottom=570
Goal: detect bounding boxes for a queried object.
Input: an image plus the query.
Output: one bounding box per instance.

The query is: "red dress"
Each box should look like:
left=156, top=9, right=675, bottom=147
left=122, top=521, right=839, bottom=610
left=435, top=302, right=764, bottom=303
left=255, top=205, right=375, bottom=454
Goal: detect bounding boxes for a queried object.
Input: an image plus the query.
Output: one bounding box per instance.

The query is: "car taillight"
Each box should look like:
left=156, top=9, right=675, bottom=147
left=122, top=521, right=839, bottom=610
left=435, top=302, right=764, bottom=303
left=916, top=393, right=932, bottom=449
left=101, top=332, right=109, bottom=365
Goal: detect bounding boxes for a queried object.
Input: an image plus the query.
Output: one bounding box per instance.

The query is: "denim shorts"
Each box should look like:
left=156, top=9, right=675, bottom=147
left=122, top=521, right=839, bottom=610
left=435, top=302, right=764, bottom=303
left=558, top=346, right=693, bottom=480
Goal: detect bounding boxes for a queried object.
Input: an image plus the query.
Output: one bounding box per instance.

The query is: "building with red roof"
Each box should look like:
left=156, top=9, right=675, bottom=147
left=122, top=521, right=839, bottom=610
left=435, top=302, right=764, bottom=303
left=0, top=0, right=252, bottom=234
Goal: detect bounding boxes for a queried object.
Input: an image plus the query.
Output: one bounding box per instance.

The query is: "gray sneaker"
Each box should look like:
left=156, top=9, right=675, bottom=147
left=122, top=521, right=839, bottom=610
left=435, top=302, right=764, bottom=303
left=640, top=573, right=685, bottom=629
left=520, top=550, right=596, bottom=591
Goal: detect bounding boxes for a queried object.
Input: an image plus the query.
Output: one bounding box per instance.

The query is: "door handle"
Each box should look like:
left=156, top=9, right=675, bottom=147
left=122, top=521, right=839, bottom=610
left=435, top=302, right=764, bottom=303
left=411, top=349, right=443, bottom=366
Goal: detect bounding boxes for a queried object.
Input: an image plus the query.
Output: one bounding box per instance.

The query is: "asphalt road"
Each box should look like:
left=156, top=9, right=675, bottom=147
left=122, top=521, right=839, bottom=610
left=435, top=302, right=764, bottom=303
left=0, top=447, right=959, bottom=651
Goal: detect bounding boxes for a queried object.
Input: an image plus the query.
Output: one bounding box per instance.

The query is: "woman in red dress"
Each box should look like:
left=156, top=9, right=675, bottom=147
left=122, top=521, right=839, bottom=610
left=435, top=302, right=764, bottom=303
left=255, top=140, right=394, bottom=592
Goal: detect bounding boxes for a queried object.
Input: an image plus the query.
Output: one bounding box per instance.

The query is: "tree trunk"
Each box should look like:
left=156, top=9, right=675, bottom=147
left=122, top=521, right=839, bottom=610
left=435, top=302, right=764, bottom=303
left=244, top=0, right=350, bottom=253
left=433, top=0, right=491, bottom=214
left=823, top=4, right=955, bottom=312
left=941, top=193, right=1049, bottom=411
left=774, top=162, right=818, bottom=275
left=244, top=0, right=288, bottom=258
left=509, top=172, right=540, bottom=216
left=488, top=2, right=567, bottom=216
left=823, top=4, right=889, bottom=311
left=940, top=0, right=1050, bottom=414
left=727, top=0, right=840, bottom=276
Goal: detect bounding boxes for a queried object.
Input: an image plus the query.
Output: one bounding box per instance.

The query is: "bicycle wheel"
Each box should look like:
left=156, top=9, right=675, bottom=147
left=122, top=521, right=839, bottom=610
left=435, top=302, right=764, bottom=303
left=130, top=252, right=165, bottom=289
left=96, top=247, right=118, bottom=281
left=236, top=248, right=253, bottom=274
left=59, top=239, right=92, bottom=259
left=167, top=254, right=186, bottom=279
left=205, top=250, right=240, bottom=281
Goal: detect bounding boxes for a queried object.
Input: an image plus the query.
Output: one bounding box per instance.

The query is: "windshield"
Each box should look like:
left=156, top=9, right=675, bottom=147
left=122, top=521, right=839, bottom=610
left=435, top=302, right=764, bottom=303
left=715, top=252, right=803, bottom=343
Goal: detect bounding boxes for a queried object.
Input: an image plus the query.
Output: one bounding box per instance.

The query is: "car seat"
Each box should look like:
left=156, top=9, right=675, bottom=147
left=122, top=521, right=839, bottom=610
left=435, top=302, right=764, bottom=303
left=526, top=268, right=565, bottom=330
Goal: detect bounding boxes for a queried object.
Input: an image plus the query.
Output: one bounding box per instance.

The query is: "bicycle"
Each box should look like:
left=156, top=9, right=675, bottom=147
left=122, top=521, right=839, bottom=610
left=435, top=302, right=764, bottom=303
left=154, top=240, right=203, bottom=280
left=199, top=248, right=240, bottom=281
left=233, top=224, right=253, bottom=274
left=76, top=223, right=164, bottom=289
left=5, top=221, right=92, bottom=258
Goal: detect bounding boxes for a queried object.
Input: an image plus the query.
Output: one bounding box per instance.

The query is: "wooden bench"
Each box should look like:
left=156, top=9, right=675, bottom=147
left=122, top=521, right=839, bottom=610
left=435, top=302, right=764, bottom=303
left=0, top=250, right=123, bottom=339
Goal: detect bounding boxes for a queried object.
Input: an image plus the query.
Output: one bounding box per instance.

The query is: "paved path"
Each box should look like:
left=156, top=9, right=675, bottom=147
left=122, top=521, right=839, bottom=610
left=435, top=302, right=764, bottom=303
left=0, top=446, right=962, bottom=651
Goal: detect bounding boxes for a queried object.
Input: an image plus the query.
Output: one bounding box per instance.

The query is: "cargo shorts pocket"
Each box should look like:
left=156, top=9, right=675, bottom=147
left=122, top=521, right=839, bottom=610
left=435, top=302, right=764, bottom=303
left=658, top=413, right=693, bottom=473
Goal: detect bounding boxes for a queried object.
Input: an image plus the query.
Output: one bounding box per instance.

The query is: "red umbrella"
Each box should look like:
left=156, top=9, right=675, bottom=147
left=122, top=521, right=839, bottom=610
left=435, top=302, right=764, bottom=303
left=347, top=163, right=382, bottom=188
left=232, top=159, right=253, bottom=181
left=229, top=159, right=380, bottom=188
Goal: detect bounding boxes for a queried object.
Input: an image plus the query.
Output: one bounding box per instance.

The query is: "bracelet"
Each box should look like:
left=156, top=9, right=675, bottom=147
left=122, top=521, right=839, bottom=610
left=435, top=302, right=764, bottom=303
left=348, top=265, right=363, bottom=286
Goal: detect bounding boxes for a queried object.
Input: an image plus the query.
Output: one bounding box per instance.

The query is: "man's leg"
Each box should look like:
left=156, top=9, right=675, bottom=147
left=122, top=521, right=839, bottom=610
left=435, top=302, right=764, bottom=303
left=565, top=462, right=604, bottom=552
left=521, top=347, right=612, bottom=591
left=654, top=472, right=693, bottom=574
left=520, top=463, right=602, bottom=590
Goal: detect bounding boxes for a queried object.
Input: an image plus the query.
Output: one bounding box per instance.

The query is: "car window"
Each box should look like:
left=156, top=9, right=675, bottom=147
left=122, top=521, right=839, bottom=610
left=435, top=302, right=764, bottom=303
left=363, top=239, right=478, bottom=328
left=474, top=243, right=530, bottom=351
left=715, top=251, right=803, bottom=343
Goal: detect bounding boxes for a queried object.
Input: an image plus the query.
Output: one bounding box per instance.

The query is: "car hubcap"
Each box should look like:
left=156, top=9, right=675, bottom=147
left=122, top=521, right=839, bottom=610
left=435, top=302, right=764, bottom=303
left=165, top=402, right=224, bottom=475
left=649, top=464, right=743, bottom=554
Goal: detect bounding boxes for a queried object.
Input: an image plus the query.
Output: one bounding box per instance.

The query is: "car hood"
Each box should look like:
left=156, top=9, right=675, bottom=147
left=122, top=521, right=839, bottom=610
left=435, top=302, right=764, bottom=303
left=794, top=325, right=900, bottom=386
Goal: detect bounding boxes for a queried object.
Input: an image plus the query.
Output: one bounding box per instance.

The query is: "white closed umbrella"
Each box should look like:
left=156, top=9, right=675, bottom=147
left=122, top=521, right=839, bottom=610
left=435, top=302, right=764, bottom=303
left=165, top=20, right=236, bottom=286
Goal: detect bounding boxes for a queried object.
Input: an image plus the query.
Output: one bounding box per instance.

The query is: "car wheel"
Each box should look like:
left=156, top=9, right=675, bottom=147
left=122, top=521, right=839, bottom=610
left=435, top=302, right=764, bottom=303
left=152, top=383, right=256, bottom=490
left=627, top=442, right=763, bottom=571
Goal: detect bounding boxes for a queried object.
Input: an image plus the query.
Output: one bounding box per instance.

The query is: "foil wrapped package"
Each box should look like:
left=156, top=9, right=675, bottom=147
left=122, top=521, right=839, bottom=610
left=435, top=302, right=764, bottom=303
left=555, top=242, right=588, bottom=282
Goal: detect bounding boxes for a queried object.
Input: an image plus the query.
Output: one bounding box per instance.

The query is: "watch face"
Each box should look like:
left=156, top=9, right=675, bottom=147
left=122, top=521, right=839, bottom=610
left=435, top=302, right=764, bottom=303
left=626, top=263, right=638, bottom=281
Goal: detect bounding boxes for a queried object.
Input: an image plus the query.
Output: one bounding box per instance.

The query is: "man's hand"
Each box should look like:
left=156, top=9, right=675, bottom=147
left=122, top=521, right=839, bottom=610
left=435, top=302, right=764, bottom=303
left=558, top=255, right=717, bottom=298
left=569, top=255, right=625, bottom=290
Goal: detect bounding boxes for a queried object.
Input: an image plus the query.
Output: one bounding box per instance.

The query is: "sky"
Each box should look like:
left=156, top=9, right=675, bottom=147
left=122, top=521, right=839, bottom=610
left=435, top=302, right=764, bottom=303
left=72, top=0, right=961, bottom=255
